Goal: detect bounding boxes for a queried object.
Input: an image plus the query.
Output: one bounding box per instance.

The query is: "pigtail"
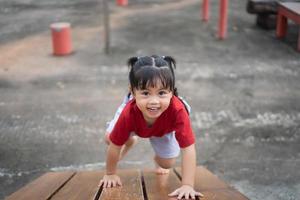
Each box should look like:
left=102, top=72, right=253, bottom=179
left=174, top=87, right=178, bottom=96
left=163, top=56, right=176, bottom=70
left=162, top=56, right=178, bottom=96
left=127, top=57, right=139, bottom=69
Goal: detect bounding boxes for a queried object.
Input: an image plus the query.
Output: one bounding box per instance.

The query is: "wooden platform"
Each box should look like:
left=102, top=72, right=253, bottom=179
left=6, top=166, right=249, bottom=200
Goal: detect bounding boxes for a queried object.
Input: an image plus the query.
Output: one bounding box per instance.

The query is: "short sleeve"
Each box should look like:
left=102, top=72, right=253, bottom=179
left=106, top=94, right=132, bottom=133
left=174, top=109, right=195, bottom=148
left=109, top=107, right=132, bottom=146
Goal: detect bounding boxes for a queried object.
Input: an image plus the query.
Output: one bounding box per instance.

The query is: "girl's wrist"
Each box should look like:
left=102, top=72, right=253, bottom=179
left=181, top=183, right=194, bottom=188
left=106, top=171, right=116, bottom=175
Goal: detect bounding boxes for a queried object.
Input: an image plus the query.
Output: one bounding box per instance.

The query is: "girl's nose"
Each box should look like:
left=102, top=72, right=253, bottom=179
left=149, top=96, right=159, bottom=104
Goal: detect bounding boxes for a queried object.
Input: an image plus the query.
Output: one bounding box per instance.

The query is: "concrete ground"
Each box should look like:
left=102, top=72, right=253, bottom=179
left=0, top=0, right=300, bottom=199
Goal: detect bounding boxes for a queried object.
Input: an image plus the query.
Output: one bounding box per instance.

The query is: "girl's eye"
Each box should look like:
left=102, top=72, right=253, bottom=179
left=141, top=91, right=149, bottom=96
left=159, top=91, right=168, bottom=96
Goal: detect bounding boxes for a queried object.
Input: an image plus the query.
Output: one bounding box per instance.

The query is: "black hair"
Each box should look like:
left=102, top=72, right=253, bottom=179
left=127, top=55, right=178, bottom=96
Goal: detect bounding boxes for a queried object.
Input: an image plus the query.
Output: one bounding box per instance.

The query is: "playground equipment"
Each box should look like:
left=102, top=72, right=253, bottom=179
left=50, top=22, right=73, bottom=56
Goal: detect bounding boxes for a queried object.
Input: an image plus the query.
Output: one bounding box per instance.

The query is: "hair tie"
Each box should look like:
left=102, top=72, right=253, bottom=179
left=152, top=57, right=155, bottom=67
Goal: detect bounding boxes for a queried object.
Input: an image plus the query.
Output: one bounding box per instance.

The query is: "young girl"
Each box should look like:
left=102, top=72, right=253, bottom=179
left=100, top=55, right=203, bottom=199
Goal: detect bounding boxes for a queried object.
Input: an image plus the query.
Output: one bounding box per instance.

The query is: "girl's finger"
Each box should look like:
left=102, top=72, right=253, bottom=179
left=112, top=181, right=117, bottom=187
left=184, top=192, right=189, bottom=200
left=177, top=192, right=184, bottom=200
left=117, top=179, right=122, bottom=186
left=98, top=180, right=103, bottom=187
left=196, top=192, right=204, bottom=197
left=168, top=190, right=178, bottom=196
left=103, top=181, right=107, bottom=188
left=191, top=192, right=196, bottom=199
left=107, top=180, right=111, bottom=188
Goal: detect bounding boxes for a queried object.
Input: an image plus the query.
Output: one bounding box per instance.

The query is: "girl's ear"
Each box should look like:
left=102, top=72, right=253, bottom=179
left=128, top=86, right=135, bottom=96
left=127, top=57, right=138, bottom=68
left=163, top=56, right=176, bottom=69
left=128, top=86, right=133, bottom=93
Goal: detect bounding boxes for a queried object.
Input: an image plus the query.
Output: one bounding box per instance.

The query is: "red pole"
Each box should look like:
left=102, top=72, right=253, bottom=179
left=276, top=13, right=287, bottom=38
left=117, top=0, right=128, bottom=6
left=202, top=0, right=209, bottom=22
left=218, top=0, right=228, bottom=39
left=297, top=28, right=300, bottom=52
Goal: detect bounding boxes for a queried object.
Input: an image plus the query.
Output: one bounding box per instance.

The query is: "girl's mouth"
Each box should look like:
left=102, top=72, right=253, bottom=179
left=147, top=107, right=160, bottom=112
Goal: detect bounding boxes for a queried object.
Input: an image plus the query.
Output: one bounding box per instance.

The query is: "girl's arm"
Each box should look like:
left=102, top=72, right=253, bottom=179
left=106, top=142, right=122, bottom=174
left=168, top=144, right=204, bottom=199
left=100, top=143, right=123, bottom=188
left=181, top=144, right=196, bottom=186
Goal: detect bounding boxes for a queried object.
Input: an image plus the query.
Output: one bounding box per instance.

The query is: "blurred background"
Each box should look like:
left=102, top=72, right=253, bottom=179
left=0, top=0, right=299, bottom=199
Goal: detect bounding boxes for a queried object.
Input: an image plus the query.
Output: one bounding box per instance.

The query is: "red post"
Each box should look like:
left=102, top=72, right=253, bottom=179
left=202, top=0, right=209, bottom=22
left=50, top=22, right=73, bottom=56
left=276, top=13, right=288, bottom=38
left=117, top=0, right=128, bottom=6
left=298, top=28, right=300, bottom=52
left=218, top=0, right=228, bottom=40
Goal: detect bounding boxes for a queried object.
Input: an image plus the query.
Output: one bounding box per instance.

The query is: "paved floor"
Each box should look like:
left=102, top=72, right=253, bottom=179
left=0, top=0, right=299, bottom=199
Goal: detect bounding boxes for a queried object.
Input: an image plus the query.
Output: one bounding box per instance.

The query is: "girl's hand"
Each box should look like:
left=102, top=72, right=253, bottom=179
left=99, top=174, right=122, bottom=188
left=168, top=185, right=204, bottom=199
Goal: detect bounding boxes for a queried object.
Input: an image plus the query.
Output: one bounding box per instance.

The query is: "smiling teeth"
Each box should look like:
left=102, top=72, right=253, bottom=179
left=149, top=108, right=158, bottom=111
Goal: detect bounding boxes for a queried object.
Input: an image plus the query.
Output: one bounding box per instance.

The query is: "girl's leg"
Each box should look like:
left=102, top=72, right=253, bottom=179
left=119, top=136, right=138, bottom=160
left=149, top=132, right=180, bottom=174
left=154, top=155, right=176, bottom=174
left=104, top=132, right=111, bottom=145
left=104, top=133, right=138, bottom=160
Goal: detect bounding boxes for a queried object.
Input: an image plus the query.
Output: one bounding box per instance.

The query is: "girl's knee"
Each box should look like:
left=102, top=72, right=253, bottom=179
left=155, top=156, right=176, bottom=169
left=104, top=133, right=110, bottom=145
left=125, top=136, right=138, bottom=147
left=105, top=134, right=137, bottom=147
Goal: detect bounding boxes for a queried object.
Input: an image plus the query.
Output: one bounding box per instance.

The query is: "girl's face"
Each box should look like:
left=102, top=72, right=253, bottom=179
left=133, top=82, right=172, bottom=126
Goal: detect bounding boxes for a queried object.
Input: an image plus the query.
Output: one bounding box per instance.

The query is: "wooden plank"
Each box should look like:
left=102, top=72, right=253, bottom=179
left=142, top=169, right=181, bottom=200
left=51, top=170, right=105, bottom=200
left=175, top=166, right=229, bottom=191
left=200, top=189, right=250, bottom=200
left=194, top=166, right=230, bottom=190
left=6, top=171, right=75, bottom=200
left=175, top=166, right=249, bottom=200
left=99, top=169, right=144, bottom=200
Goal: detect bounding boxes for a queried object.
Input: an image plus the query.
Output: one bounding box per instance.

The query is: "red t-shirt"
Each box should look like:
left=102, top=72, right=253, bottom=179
left=109, top=96, right=195, bottom=148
